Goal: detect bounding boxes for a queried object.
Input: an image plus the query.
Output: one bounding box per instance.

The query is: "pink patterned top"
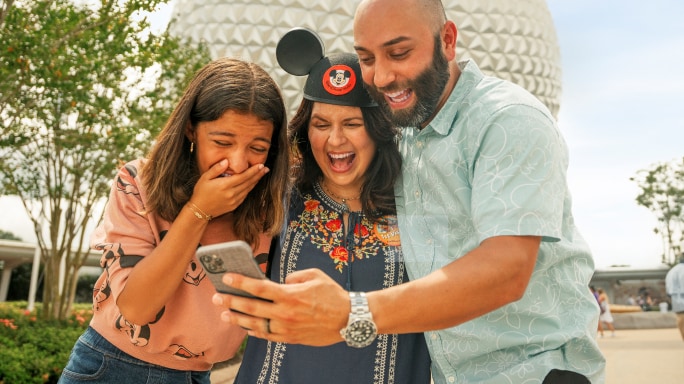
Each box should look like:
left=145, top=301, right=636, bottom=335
left=88, top=159, right=270, bottom=371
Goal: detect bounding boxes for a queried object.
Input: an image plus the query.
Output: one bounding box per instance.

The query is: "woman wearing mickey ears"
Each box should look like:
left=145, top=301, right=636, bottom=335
left=231, top=28, right=431, bottom=383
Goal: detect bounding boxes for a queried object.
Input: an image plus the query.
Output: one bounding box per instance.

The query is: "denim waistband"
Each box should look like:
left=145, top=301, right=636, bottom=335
left=79, top=326, right=154, bottom=367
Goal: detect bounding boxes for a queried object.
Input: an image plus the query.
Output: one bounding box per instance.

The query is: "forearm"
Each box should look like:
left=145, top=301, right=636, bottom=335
left=117, top=205, right=208, bottom=324
left=214, top=235, right=540, bottom=346
left=368, top=235, right=540, bottom=334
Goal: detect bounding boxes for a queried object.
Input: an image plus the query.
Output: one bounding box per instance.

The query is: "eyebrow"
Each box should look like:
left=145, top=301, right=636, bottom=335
left=354, top=36, right=412, bottom=52
left=310, top=113, right=364, bottom=123
left=208, top=131, right=271, bottom=145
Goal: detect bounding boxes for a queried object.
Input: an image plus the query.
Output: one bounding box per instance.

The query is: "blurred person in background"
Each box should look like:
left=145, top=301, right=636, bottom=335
left=666, top=256, right=684, bottom=340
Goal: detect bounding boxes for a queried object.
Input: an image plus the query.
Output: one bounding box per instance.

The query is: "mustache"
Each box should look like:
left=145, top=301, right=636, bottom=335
left=373, top=84, right=406, bottom=94
left=363, top=81, right=402, bottom=95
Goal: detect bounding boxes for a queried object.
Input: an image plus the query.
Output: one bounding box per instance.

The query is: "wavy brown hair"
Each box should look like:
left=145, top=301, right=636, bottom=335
left=289, top=99, right=401, bottom=222
left=142, top=58, right=289, bottom=247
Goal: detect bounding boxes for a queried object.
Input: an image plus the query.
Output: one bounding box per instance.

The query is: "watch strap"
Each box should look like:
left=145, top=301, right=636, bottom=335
left=349, top=291, right=370, bottom=316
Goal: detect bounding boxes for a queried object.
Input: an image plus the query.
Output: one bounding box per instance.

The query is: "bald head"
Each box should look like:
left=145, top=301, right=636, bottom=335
left=352, top=0, right=458, bottom=128
left=355, top=0, right=446, bottom=35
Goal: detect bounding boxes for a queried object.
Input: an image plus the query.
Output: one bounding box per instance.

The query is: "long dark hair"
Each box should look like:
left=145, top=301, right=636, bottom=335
left=142, top=58, right=289, bottom=247
left=289, top=99, right=401, bottom=222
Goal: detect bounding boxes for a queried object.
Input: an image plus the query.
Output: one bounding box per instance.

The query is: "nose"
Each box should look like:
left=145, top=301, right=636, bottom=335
left=371, top=58, right=395, bottom=89
left=225, top=149, right=249, bottom=174
left=327, top=126, right=347, bottom=146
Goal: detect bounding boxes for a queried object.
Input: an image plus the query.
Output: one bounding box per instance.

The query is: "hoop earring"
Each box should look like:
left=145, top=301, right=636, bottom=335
left=190, top=142, right=194, bottom=153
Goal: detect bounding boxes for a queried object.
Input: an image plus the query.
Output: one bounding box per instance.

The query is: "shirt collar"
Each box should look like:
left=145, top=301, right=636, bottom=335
left=422, top=59, right=483, bottom=136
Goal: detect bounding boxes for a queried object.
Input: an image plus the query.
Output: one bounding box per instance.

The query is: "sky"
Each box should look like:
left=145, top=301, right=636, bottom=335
left=2, top=0, right=683, bottom=269
left=545, top=0, right=684, bottom=268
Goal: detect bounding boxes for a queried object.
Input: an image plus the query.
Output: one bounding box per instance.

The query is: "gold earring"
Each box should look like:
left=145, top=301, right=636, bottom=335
left=190, top=142, right=194, bottom=153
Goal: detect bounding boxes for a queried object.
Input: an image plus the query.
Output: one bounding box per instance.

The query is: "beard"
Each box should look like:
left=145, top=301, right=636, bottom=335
left=366, top=35, right=450, bottom=128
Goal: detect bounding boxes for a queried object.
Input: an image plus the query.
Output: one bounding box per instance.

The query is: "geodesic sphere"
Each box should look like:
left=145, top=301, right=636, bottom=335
left=168, top=0, right=562, bottom=118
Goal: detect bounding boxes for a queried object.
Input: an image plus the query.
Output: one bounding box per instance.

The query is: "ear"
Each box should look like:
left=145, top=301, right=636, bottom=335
left=184, top=122, right=194, bottom=143
left=442, top=21, right=458, bottom=61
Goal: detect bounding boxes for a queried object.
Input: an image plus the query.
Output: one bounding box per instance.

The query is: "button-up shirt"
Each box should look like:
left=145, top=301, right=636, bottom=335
left=395, top=60, right=605, bottom=383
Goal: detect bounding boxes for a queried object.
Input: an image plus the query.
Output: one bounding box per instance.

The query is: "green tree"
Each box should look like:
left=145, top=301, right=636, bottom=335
left=0, top=230, right=22, bottom=241
left=0, top=0, right=210, bottom=320
left=631, top=157, right=684, bottom=266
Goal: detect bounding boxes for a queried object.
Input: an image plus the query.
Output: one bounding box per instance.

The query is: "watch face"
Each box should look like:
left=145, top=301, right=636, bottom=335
left=344, top=319, right=377, bottom=348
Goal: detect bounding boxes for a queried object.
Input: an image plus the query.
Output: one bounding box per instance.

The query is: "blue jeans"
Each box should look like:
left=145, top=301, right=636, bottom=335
left=59, top=327, right=211, bottom=384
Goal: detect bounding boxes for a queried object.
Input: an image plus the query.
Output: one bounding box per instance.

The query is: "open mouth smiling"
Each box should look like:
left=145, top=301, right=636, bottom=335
left=328, top=152, right=355, bottom=172
left=385, top=89, right=413, bottom=105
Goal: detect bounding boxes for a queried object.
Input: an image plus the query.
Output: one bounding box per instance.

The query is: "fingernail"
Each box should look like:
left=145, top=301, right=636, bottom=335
left=212, top=293, right=224, bottom=305
left=223, top=275, right=233, bottom=285
left=220, top=311, right=231, bottom=322
left=220, top=159, right=227, bottom=166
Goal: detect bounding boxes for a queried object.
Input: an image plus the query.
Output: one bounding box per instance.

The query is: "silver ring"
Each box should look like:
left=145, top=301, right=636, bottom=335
left=266, top=318, right=271, bottom=334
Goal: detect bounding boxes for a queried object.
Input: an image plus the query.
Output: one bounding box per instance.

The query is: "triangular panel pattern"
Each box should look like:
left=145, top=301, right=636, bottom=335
left=169, top=0, right=561, bottom=117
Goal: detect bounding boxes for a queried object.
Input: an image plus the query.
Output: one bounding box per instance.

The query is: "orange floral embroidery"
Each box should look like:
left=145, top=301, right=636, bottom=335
left=330, top=246, right=349, bottom=263
left=354, top=223, right=369, bottom=237
left=304, top=200, right=320, bottom=211
left=294, top=194, right=392, bottom=273
left=325, top=219, right=342, bottom=232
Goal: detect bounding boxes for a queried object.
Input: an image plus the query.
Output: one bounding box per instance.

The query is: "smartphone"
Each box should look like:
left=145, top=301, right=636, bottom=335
left=197, top=240, right=265, bottom=299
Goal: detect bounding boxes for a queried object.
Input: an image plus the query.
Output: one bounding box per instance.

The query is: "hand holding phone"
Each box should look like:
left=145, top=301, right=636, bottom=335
left=197, top=240, right=265, bottom=299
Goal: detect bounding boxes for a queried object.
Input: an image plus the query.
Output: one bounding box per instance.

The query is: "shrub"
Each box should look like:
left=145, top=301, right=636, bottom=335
left=0, top=302, right=92, bottom=383
left=0, top=301, right=244, bottom=383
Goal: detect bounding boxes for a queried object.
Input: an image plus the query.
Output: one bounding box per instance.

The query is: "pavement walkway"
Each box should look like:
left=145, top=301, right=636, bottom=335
left=210, top=360, right=240, bottom=384
left=597, top=327, right=683, bottom=384
left=210, top=328, right=684, bottom=384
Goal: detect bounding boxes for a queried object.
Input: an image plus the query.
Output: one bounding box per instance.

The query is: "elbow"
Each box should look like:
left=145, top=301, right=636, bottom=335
left=507, top=277, right=530, bottom=303
left=494, top=277, right=529, bottom=308
left=504, top=237, right=539, bottom=303
left=119, top=310, right=158, bottom=326
left=481, top=235, right=540, bottom=305
left=501, top=262, right=535, bottom=304
left=117, top=297, right=159, bottom=326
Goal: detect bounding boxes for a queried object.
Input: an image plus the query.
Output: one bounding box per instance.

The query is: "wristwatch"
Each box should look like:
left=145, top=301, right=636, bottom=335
left=340, top=291, right=377, bottom=348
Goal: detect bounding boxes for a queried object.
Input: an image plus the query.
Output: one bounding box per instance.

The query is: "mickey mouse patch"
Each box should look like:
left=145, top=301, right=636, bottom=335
left=324, top=65, right=356, bottom=96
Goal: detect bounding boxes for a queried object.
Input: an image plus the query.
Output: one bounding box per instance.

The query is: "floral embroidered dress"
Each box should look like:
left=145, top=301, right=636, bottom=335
left=235, top=183, right=432, bottom=384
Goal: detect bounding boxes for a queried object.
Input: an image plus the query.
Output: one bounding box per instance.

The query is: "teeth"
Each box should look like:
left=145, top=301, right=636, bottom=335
left=386, top=90, right=404, bottom=98
left=329, top=152, right=353, bottom=159
left=386, top=89, right=410, bottom=103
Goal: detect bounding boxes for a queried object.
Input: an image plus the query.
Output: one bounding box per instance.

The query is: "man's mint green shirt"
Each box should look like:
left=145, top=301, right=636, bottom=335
left=395, top=60, right=605, bottom=383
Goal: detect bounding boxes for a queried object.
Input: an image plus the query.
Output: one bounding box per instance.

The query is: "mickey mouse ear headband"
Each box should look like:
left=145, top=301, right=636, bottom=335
left=276, top=27, right=377, bottom=108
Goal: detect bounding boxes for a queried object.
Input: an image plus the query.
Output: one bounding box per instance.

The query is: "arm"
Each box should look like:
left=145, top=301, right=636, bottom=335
left=115, top=160, right=268, bottom=325
left=115, top=202, right=209, bottom=324
left=370, top=235, right=539, bottom=334
left=213, top=234, right=539, bottom=345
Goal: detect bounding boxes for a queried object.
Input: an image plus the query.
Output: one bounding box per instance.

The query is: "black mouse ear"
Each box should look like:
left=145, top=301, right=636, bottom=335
left=276, top=27, right=325, bottom=76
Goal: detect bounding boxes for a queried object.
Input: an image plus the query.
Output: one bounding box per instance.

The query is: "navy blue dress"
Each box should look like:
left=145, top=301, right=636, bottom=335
left=235, top=183, right=431, bottom=384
